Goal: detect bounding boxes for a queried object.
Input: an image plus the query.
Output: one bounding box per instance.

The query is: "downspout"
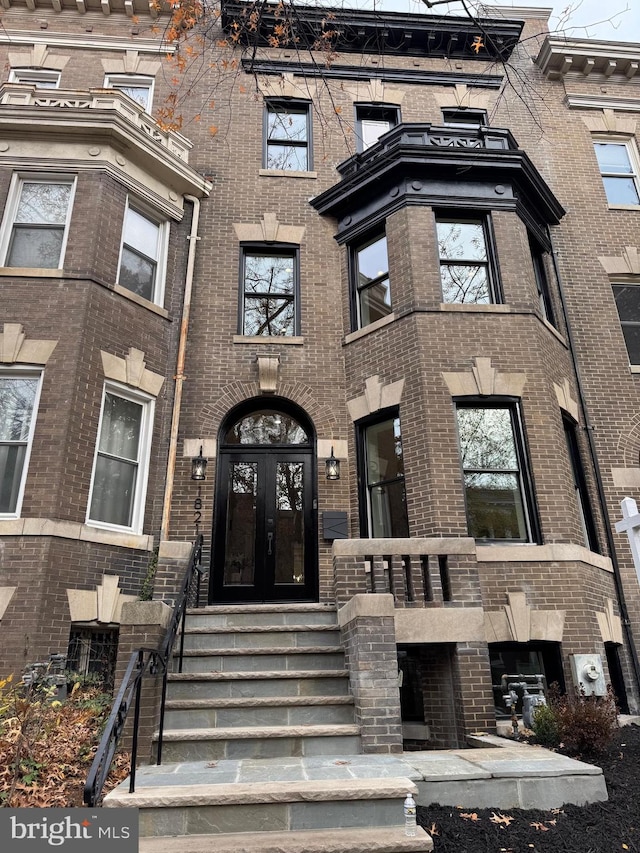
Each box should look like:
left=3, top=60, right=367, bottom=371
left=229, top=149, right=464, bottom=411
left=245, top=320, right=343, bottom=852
left=160, top=194, right=201, bottom=543
left=549, top=233, right=640, bottom=698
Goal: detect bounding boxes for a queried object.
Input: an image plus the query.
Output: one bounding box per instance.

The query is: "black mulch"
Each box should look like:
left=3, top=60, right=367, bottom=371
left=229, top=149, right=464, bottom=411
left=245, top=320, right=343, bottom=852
left=417, top=724, right=640, bottom=853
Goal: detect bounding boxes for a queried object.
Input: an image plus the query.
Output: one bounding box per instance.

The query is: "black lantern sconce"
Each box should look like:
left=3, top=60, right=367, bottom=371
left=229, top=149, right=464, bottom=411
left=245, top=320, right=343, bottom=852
left=325, top=446, right=340, bottom=481
left=191, top=445, right=208, bottom=481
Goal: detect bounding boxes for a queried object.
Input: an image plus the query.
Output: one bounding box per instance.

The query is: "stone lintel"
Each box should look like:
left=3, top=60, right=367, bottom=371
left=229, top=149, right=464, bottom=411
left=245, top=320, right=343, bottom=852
left=395, top=607, right=485, bottom=643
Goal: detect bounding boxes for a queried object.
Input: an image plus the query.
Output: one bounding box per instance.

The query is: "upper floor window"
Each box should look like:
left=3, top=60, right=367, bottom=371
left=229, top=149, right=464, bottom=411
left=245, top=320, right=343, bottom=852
left=441, top=107, right=487, bottom=128
left=104, top=74, right=154, bottom=111
left=352, top=231, right=391, bottom=329
left=0, top=175, right=76, bottom=269
left=456, top=402, right=536, bottom=542
left=0, top=372, right=42, bottom=517
left=612, top=281, right=640, bottom=364
left=117, top=200, right=167, bottom=304
left=436, top=215, right=498, bottom=304
left=9, top=68, right=60, bottom=88
left=87, top=384, right=153, bottom=533
left=359, top=411, right=409, bottom=538
left=594, top=141, right=640, bottom=206
left=264, top=101, right=311, bottom=171
left=355, top=104, right=399, bottom=151
left=529, top=236, right=556, bottom=327
left=240, top=247, right=299, bottom=336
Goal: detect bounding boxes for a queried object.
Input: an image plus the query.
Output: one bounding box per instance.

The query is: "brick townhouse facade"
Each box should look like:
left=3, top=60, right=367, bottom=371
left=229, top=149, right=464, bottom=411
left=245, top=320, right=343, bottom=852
left=1, top=0, right=640, bottom=748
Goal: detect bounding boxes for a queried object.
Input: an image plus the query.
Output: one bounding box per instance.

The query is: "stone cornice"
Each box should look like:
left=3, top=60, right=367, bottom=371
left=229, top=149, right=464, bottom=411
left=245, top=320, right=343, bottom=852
left=566, top=93, right=640, bottom=112
left=537, top=36, right=640, bottom=81
left=0, top=28, right=171, bottom=53
left=0, top=83, right=211, bottom=199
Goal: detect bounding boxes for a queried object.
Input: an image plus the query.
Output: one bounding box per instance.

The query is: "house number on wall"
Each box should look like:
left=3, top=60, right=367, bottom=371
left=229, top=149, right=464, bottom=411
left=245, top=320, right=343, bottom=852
left=194, top=488, right=203, bottom=535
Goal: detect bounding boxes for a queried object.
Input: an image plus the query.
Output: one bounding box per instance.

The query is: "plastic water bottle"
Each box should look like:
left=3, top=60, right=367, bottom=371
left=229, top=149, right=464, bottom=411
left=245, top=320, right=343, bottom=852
left=404, top=791, right=417, bottom=836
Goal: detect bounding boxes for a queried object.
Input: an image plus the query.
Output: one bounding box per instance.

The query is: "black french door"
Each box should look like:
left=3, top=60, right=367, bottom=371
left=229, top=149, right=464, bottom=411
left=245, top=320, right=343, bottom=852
left=211, top=449, right=316, bottom=602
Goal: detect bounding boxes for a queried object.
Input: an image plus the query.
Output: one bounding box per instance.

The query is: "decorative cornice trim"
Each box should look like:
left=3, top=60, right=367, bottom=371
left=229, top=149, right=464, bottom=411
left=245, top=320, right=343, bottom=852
left=537, top=36, right=640, bottom=81
left=0, top=30, right=173, bottom=55
left=485, top=591, right=566, bottom=643
left=67, top=574, right=137, bottom=625
left=567, top=93, right=640, bottom=113
left=597, top=598, right=624, bottom=645
left=554, top=378, right=579, bottom=421
left=599, top=246, right=640, bottom=276
left=0, top=323, right=57, bottom=365
left=347, top=374, right=405, bottom=421
left=234, top=213, right=305, bottom=245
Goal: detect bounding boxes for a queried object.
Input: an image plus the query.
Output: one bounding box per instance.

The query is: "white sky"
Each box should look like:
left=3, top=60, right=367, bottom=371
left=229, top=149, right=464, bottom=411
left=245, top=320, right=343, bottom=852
left=368, top=0, right=640, bottom=42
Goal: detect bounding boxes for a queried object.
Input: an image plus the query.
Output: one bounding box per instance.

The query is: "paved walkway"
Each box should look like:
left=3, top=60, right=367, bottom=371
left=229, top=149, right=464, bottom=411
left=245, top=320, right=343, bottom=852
left=125, top=732, right=607, bottom=811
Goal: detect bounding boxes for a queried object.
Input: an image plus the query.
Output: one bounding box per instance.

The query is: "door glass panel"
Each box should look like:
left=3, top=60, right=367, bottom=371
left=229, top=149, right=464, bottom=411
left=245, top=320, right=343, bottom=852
left=275, top=461, right=304, bottom=585
left=223, top=462, right=257, bottom=586
left=225, top=411, right=308, bottom=445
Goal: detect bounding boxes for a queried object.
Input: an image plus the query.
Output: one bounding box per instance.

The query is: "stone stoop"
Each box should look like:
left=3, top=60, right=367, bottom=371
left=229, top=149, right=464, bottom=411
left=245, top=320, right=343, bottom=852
left=104, top=603, right=433, bottom=853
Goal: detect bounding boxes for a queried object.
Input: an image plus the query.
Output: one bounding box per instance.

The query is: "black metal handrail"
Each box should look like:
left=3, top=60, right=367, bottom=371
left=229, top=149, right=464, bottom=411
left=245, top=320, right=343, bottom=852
left=83, top=534, right=204, bottom=807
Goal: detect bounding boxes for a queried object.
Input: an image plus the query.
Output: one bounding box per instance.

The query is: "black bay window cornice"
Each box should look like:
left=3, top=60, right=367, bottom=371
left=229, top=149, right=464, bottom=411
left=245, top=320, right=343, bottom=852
left=310, top=123, right=565, bottom=243
left=222, top=1, right=524, bottom=61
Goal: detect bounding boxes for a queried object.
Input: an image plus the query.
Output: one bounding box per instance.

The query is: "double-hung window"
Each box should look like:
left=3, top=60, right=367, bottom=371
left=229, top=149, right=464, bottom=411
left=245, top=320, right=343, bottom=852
left=355, top=104, right=399, bottom=152
left=436, top=215, right=498, bottom=304
left=612, top=281, right=640, bottom=364
left=352, top=231, right=391, bottom=329
left=441, top=107, right=487, bottom=128
left=359, top=412, right=409, bottom=538
left=529, top=236, right=556, bottom=327
left=117, top=201, right=167, bottom=304
left=104, top=74, right=154, bottom=111
left=9, top=68, right=60, bottom=88
left=563, top=415, right=599, bottom=552
left=1, top=175, right=75, bottom=269
left=455, top=402, right=536, bottom=542
left=264, top=101, right=311, bottom=171
left=0, top=372, right=42, bottom=517
left=87, top=385, right=153, bottom=532
left=594, top=141, right=640, bottom=206
left=240, top=247, right=299, bottom=336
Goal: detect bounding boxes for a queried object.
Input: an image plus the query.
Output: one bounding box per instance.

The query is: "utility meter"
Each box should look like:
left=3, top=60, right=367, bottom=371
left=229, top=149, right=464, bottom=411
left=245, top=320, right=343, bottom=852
left=569, top=654, right=607, bottom=696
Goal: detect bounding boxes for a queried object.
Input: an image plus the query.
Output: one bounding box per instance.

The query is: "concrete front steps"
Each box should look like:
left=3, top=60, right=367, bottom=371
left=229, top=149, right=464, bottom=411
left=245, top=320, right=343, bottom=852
left=105, top=603, right=432, bottom=853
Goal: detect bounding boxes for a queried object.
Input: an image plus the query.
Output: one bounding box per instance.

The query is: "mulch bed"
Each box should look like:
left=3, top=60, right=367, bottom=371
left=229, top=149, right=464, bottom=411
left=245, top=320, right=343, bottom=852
left=417, top=723, right=640, bottom=853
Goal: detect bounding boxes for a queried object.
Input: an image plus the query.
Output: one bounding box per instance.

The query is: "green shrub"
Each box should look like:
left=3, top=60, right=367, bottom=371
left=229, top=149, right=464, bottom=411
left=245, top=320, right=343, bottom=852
left=532, top=682, right=618, bottom=756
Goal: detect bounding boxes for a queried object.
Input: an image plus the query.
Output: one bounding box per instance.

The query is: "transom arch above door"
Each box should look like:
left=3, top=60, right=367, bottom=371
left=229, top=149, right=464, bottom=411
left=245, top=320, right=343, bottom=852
left=210, top=397, right=318, bottom=603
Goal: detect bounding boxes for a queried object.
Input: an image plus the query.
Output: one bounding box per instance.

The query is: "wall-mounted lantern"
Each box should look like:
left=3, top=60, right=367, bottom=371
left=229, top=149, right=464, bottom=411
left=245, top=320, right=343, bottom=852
left=191, top=446, right=208, bottom=481
left=325, top=446, right=340, bottom=481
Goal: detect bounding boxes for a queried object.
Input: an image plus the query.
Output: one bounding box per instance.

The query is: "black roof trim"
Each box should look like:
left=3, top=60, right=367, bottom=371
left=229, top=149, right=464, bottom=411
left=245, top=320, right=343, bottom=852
left=241, top=58, right=503, bottom=89
left=222, top=1, right=524, bottom=61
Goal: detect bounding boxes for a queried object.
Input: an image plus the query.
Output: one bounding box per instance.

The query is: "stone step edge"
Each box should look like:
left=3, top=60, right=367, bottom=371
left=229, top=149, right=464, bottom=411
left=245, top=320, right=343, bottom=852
left=154, top=723, right=361, bottom=742
left=165, top=695, right=355, bottom=709
left=168, top=669, right=349, bottom=682
left=187, top=604, right=337, bottom=615
left=105, top=776, right=417, bottom=809
left=184, top=624, right=339, bottom=634
left=177, top=646, right=344, bottom=657
left=138, top=826, right=433, bottom=853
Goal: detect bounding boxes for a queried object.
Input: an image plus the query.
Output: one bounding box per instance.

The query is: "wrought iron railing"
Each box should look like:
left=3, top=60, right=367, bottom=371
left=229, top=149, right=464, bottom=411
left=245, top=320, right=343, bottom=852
left=83, top=534, right=203, bottom=807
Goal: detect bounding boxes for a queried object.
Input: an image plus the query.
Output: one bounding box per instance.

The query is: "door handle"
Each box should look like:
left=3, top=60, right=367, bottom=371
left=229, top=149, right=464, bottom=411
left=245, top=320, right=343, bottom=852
left=267, top=532, right=274, bottom=555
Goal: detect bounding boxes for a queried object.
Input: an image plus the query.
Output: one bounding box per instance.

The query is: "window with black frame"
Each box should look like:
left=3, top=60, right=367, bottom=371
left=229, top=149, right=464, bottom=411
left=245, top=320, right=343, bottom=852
left=240, top=247, right=299, bottom=337
left=355, top=104, right=399, bottom=151
left=359, top=412, right=409, bottom=538
left=264, top=101, right=311, bottom=171
left=352, top=231, right=391, bottom=329
left=563, top=414, right=599, bottom=553
left=436, top=215, right=499, bottom=305
left=529, top=235, right=556, bottom=327
left=456, top=402, right=537, bottom=542
left=612, top=281, right=640, bottom=365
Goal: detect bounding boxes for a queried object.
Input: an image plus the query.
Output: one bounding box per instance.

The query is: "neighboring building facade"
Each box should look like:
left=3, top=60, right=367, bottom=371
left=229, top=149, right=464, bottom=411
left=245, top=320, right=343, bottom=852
left=1, top=0, right=640, bottom=747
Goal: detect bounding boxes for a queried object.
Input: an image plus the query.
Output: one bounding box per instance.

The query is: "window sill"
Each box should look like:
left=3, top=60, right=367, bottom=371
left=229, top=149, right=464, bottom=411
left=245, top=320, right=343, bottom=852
left=259, top=169, right=317, bottom=179
left=113, top=283, right=169, bottom=317
left=541, top=316, right=567, bottom=346
left=0, top=517, right=153, bottom=550
left=630, top=365, right=640, bottom=374
left=233, top=335, right=304, bottom=345
left=475, top=542, right=612, bottom=572
left=607, top=204, right=640, bottom=211
left=439, top=302, right=511, bottom=312
left=344, top=312, right=396, bottom=344
left=0, top=266, right=64, bottom=277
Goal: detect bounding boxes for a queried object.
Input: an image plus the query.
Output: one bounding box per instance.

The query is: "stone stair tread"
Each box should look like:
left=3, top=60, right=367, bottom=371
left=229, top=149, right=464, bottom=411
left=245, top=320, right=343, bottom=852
left=138, top=826, right=433, bottom=853
left=106, top=776, right=417, bottom=808
left=178, top=646, right=343, bottom=656
left=184, top=624, right=339, bottom=634
left=156, top=724, right=361, bottom=741
left=165, top=696, right=354, bottom=709
left=187, top=604, right=337, bottom=614
left=168, top=670, right=349, bottom=681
